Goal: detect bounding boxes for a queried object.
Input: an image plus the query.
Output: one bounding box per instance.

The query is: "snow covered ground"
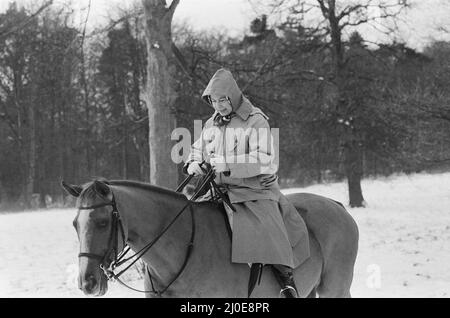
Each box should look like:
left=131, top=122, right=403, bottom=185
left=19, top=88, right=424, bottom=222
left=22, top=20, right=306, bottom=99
left=1, top=172, right=450, bottom=298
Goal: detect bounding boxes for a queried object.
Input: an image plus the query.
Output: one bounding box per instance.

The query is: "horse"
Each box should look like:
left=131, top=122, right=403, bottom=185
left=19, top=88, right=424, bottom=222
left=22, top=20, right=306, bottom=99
left=62, top=178, right=359, bottom=298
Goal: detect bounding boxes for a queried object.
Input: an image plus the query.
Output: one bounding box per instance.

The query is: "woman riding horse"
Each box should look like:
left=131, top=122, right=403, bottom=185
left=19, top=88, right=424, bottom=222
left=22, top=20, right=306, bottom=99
left=61, top=68, right=358, bottom=298
left=183, top=68, right=309, bottom=298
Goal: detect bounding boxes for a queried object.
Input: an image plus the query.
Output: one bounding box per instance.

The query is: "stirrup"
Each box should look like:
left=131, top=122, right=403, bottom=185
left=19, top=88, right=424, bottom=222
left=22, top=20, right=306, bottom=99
left=280, top=286, right=298, bottom=298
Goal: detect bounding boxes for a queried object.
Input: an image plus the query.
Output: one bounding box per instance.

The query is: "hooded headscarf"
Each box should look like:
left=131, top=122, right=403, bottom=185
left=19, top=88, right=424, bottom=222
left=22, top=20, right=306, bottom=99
left=202, top=68, right=243, bottom=112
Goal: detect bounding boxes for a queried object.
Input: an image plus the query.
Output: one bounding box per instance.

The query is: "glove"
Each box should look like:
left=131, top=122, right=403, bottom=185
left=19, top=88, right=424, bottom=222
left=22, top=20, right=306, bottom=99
left=186, top=162, right=205, bottom=176
left=209, top=155, right=228, bottom=173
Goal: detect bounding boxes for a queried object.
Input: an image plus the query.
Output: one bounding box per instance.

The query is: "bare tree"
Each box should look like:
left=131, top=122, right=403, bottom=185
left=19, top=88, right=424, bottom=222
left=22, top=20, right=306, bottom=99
left=141, top=0, right=180, bottom=188
left=252, top=0, right=410, bottom=207
left=317, top=0, right=410, bottom=207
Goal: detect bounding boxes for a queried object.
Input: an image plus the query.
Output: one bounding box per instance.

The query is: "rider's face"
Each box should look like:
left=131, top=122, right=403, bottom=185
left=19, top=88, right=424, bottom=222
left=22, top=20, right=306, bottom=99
left=210, top=95, right=232, bottom=116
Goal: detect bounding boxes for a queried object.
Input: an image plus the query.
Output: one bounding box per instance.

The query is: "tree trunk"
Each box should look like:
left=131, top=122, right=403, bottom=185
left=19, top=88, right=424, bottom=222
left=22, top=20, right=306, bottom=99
left=80, top=47, right=92, bottom=176
left=313, top=140, right=322, bottom=183
left=25, top=97, right=36, bottom=209
left=321, top=0, right=366, bottom=207
left=344, top=141, right=365, bottom=207
left=0, top=180, right=7, bottom=208
left=132, top=135, right=146, bottom=181
left=122, top=122, right=129, bottom=179
left=142, top=0, right=179, bottom=189
left=58, top=99, right=67, bottom=202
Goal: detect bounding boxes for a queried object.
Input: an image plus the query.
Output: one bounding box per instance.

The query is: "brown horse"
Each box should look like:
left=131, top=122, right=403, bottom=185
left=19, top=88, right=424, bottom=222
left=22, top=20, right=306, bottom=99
left=62, top=179, right=358, bottom=298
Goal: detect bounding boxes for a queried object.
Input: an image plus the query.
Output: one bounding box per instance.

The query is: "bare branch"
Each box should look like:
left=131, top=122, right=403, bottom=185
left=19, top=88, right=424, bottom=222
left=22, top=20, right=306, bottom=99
left=338, top=0, right=409, bottom=32
left=0, top=101, right=20, bottom=142
left=421, top=107, right=450, bottom=122
left=337, top=4, right=366, bottom=21
left=316, top=0, right=329, bottom=18
left=241, top=39, right=282, bottom=92
left=80, top=0, right=91, bottom=47
left=167, top=0, right=180, bottom=15
left=86, top=8, right=144, bottom=38
left=171, top=42, right=208, bottom=88
left=0, top=0, right=53, bottom=39
left=436, top=25, right=449, bottom=34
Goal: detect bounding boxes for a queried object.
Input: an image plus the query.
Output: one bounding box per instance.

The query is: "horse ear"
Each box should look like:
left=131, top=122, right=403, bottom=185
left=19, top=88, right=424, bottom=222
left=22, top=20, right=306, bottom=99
left=93, top=180, right=112, bottom=200
left=61, top=180, right=82, bottom=197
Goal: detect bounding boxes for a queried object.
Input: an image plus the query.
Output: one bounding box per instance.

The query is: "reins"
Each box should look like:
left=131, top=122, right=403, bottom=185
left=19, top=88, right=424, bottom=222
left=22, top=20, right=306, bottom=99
left=77, top=163, right=221, bottom=296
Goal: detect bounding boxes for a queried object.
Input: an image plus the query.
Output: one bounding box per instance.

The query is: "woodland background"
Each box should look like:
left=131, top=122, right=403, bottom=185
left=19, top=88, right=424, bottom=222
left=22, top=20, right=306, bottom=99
left=1, top=0, right=449, bottom=210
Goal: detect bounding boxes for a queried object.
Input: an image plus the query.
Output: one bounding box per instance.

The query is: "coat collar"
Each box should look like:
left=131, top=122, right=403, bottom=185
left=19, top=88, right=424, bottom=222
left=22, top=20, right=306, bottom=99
left=210, top=97, right=266, bottom=123
left=234, top=97, right=253, bottom=121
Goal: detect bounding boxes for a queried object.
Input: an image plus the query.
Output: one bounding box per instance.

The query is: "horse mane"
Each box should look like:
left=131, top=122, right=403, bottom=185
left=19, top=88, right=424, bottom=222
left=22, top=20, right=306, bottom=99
left=106, top=180, right=231, bottom=237
left=79, top=178, right=187, bottom=202
left=109, top=179, right=187, bottom=200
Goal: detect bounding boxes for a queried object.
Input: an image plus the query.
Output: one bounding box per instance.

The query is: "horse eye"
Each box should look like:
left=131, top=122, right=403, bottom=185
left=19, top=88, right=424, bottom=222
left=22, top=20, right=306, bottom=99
left=96, top=220, right=109, bottom=228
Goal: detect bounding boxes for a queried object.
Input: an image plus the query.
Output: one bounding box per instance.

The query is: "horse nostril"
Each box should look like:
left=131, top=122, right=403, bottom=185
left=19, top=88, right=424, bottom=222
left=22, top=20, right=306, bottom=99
left=84, top=274, right=97, bottom=293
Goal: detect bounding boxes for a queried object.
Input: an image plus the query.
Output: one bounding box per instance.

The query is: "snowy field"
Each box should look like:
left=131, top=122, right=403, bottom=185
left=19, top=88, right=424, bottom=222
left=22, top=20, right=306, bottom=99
left=1, top=172, right=450, bottom=298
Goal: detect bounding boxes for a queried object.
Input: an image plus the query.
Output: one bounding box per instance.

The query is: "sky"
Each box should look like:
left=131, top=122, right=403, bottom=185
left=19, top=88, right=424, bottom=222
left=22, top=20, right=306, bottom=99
left=1, top=0, right=449, bottom=51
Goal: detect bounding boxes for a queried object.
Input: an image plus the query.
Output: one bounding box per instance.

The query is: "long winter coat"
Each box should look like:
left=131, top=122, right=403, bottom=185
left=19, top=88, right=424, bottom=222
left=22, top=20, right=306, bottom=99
left=185, top=69, right=309, bottom=267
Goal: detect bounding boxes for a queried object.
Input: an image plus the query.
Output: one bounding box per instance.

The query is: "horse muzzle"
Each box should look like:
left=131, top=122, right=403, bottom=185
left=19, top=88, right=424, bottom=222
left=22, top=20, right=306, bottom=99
left=79, top=268, right=108, bottom=296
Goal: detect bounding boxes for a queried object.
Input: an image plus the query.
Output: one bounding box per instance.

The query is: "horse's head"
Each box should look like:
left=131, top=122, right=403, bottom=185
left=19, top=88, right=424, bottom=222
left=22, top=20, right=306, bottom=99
left=62, top=179, right=125, bottom=296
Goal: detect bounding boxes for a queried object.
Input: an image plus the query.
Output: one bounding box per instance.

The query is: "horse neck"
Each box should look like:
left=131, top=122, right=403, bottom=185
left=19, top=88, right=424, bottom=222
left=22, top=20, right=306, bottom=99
left=110, top=183, right=192, bottom=284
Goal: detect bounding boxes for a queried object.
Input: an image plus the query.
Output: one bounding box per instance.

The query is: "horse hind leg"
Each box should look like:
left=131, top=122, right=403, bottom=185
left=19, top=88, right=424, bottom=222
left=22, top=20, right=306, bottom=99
left=317, top=283, right=352, bottom=298
left=315, top=237, right=355, bottom=297
left=316, top=207, right=358, bottom=298
left=316, top=268, right=353, bottom=298
left=315, top=235, right=357, bottom=298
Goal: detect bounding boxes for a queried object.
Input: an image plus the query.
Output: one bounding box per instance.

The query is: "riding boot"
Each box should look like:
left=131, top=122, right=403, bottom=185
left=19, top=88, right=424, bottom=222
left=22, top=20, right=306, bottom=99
left=272, top=265, right=298, bottom=298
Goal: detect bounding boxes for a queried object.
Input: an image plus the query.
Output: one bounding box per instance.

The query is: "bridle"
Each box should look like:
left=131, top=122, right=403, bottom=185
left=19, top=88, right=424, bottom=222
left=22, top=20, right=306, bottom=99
left=78, top=198, right=126, bottom=269
left=76, top=166, right=219, bottom=296
left=77, top=190, right=196, bottom=297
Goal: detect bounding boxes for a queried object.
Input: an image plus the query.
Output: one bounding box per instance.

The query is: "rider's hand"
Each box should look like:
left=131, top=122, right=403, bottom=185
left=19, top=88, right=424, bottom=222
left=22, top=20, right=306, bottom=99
left=187, top=162, right=205, bottom=176
left=210, top=154, right=228, bottom=173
